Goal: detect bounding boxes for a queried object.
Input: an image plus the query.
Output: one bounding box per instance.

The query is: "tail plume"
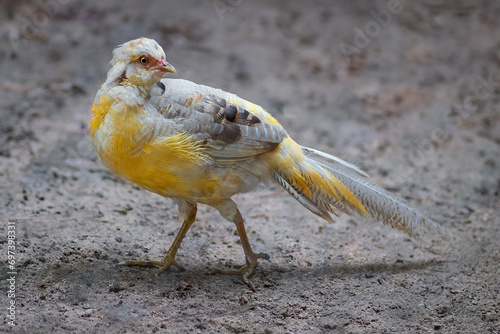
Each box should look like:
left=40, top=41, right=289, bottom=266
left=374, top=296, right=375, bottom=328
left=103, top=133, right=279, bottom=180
left=273, top=143, right=450, bottom=240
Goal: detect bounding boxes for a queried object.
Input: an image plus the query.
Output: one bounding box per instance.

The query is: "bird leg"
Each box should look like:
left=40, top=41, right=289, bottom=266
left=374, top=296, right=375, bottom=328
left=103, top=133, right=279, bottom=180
left=210, top=209, right=269, bottom=283
left=120, top=201, right=197, bottom=273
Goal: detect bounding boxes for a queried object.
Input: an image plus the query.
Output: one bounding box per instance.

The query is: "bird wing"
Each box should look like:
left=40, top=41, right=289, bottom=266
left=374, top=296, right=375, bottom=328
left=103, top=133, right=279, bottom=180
left=149, top=78, right=288, bottom=162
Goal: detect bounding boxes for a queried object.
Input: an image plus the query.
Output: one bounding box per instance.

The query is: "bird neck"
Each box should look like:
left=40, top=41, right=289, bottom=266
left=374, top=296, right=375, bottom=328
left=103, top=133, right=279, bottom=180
left=105, top=63, right=157, bottom=98
left=96, top=83, right=147, bottom=108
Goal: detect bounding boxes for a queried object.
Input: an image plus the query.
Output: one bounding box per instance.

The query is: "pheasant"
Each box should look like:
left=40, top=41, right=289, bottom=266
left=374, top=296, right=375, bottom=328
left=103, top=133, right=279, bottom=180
left=90, top=37, right=449, bottom=283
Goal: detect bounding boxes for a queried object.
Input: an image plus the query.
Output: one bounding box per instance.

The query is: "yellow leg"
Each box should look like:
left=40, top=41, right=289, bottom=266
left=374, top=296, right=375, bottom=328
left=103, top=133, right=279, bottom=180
left=120, top=200, right=197, bottom=273
left=211, top=206, right=269, bottom=283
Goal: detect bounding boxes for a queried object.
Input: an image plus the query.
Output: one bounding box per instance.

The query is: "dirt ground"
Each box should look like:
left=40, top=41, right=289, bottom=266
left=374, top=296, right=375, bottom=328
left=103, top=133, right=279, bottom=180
left=1, top=1, right=499, bottom=333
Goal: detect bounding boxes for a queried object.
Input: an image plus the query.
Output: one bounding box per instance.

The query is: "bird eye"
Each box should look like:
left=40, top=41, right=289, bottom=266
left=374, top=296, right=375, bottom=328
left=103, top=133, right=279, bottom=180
left=140, top=57, right=148, bottom=64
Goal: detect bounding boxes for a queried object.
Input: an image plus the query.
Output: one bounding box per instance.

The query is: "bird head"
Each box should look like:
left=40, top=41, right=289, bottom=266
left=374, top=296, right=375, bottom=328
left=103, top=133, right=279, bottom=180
left=105, top=37, right=176, bottom=91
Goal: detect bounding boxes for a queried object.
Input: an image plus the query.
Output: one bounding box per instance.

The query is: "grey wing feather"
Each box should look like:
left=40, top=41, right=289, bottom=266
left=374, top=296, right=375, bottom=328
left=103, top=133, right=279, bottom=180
left=150, top=79, right=287, bottom=160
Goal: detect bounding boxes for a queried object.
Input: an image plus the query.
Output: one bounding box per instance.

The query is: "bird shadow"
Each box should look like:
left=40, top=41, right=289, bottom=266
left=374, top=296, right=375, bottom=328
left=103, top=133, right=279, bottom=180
left=21, top=255, right=447, bottom=295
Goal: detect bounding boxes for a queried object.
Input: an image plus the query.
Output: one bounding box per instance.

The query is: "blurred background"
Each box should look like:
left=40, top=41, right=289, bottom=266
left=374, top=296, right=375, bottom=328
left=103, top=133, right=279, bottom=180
left=0, top=1, right=499, bottom=333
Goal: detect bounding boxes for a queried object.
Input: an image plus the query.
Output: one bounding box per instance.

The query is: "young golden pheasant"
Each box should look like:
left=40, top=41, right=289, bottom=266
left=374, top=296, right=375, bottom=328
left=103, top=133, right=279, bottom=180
left=90, top=38, right=448, bottom=282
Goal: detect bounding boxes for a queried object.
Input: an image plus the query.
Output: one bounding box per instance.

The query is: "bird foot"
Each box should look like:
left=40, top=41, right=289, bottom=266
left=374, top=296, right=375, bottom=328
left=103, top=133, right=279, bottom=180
left=208, top=252, right=270, bottom=283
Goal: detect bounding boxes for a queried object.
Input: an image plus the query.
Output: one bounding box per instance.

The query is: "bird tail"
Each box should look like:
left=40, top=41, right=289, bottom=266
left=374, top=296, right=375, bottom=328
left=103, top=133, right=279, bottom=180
left=271, top=137, right=450, bottom=239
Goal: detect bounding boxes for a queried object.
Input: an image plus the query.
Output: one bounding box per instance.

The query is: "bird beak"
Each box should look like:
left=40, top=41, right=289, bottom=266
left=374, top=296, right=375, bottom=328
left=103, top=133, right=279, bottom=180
left=161, top=60, right=176, bottom=73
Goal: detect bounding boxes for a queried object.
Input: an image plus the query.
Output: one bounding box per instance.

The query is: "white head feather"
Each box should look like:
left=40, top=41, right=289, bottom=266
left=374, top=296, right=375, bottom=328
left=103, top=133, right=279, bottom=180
left=104, top=37, right=175, bottom=91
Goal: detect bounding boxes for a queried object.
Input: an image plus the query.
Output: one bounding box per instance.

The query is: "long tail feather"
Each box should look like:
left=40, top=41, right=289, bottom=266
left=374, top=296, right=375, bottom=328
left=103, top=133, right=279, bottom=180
left=301, top=145, right=369, bottom=177
left=273, top=142, right=450, bottom=240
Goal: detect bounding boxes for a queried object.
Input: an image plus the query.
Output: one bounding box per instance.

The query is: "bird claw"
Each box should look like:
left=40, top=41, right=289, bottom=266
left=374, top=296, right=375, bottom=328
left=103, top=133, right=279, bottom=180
left=207, top=252, right=270, bottom=283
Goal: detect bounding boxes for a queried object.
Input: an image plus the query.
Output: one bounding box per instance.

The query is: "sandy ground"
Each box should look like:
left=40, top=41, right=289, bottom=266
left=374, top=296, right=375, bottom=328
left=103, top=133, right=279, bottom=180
left=0, top=0, right=499, bottom=333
